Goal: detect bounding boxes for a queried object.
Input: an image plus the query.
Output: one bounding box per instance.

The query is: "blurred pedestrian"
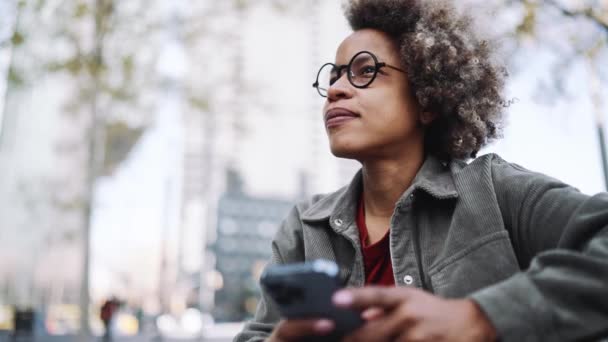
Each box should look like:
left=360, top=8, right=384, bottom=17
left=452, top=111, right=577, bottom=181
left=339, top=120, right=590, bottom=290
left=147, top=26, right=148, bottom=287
left=100, top=297, right=119, bottom=341
left=11, top=307, right=34, bottom=342
left=134, top=306, right=144, bottom=334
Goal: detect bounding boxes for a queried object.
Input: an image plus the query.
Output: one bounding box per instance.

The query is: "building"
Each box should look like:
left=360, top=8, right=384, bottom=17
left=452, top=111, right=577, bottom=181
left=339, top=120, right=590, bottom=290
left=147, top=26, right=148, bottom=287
left=211, top=180, right=293, bottom=322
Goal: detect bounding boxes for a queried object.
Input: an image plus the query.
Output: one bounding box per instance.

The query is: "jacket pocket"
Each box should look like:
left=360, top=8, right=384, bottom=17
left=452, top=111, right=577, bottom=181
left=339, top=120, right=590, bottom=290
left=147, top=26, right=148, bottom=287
left=428, top=230, right=520, bottom=298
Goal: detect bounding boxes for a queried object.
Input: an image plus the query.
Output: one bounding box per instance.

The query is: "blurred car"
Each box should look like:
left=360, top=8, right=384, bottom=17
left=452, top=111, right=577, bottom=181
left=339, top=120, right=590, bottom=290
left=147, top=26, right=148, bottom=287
left=45, top=304, right=80, bottom=335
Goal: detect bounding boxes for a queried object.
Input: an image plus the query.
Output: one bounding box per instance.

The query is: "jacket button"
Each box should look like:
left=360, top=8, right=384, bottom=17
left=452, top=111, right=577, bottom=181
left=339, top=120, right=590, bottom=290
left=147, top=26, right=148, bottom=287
left=334, top=219, right=343, bottom=227
left=403, top=275, right=414, bottom=285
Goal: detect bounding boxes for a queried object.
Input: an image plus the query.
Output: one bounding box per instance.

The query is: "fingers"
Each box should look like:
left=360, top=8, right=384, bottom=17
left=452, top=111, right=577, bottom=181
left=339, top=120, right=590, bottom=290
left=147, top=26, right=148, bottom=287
left=273, top=318, right=334, bottom=341
left=343, top=305, right=414, bottom=342
left=361, top=307, right=384, bottom=321
left=333, top=286, right=415, bottom=310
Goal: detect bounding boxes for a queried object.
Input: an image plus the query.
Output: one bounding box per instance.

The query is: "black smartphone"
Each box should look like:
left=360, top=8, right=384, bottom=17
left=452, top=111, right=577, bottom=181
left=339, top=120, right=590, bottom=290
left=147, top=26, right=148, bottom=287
left=260, top=259, right=364, bottom=337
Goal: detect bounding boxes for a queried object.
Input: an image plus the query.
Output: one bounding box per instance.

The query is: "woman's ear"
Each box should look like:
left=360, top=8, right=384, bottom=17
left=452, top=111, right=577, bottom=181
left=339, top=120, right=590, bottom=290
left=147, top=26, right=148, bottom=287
left=420, top=111, right=437, bottom=125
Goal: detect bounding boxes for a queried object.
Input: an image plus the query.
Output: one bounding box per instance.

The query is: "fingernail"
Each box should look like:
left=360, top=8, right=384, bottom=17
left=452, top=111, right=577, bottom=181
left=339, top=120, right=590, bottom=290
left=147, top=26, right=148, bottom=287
left=314, top=319, right=334, bottom=333
left=361, top=310, right=375, bottom=320
left=361, top=308, right=382, bottom=320
left=333, top=290, right=353, bottom=306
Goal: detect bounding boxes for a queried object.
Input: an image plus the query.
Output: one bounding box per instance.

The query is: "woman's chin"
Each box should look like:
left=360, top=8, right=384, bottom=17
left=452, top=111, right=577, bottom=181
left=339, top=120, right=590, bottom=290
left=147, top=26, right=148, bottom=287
left=329, top=143, right=363, bottom=160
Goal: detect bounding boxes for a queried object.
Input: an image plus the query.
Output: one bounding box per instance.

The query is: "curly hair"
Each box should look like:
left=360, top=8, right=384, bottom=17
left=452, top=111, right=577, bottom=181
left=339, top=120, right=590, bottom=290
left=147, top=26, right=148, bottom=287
left=345, top=0, right=507, bottom=160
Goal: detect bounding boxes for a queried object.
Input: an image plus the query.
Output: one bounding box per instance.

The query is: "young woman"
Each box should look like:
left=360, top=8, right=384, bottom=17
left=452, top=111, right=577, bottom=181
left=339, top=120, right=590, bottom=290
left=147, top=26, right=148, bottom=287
left=236, top=0, right=608, bottom=341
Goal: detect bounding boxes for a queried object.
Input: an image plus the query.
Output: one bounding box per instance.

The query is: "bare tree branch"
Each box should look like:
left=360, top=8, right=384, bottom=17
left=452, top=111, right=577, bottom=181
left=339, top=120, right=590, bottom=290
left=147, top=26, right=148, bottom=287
left=543, top=0, right=608, bottom=35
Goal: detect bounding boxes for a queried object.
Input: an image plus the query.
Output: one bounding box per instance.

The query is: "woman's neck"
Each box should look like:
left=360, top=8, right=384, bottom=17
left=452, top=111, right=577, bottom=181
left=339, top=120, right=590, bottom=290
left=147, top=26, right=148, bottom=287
left=361, top=147, right=424, bottom=218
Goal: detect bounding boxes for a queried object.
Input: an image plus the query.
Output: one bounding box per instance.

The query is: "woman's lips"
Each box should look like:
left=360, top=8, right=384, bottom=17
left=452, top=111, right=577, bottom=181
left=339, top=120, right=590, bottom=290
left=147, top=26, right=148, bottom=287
left=326, top=115, right=357, bottom=128
left=325, top=108, right=359, bottom=129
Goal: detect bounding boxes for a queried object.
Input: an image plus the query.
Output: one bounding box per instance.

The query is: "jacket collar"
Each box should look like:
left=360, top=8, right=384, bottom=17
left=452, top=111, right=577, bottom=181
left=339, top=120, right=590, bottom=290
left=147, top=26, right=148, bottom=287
left=301, top=155, right=459, bottom=225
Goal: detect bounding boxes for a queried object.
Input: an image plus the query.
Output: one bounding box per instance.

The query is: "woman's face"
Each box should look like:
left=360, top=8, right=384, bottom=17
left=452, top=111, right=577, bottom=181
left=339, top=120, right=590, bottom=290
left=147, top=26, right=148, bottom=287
left=323, top=29, right=424, bottom=161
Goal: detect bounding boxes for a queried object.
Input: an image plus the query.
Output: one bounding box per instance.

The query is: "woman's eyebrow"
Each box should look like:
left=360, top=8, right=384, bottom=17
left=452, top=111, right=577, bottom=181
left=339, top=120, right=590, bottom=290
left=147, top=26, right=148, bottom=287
left=355, top=55, right=373, bottom=62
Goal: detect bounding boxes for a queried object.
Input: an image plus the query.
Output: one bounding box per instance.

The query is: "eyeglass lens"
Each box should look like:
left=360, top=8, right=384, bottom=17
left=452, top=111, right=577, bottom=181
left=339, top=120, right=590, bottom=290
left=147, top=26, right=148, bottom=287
left=315, top=51, right=377, bottom=97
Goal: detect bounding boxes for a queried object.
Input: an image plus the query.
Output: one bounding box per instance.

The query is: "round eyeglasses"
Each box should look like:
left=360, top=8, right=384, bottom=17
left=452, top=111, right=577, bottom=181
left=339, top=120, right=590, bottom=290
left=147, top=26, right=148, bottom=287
left=312, top=51, right=406, bottom=98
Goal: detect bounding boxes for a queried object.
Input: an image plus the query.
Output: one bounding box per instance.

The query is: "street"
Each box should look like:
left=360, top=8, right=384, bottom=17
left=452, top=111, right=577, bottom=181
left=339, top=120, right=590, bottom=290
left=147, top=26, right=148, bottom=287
left=0, top=332, right=232, bottom=342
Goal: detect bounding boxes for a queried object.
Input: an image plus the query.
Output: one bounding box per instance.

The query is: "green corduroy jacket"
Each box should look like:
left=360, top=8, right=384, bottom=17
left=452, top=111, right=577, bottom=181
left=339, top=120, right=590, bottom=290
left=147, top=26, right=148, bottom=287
left=235, top=153, right=608, bottom=342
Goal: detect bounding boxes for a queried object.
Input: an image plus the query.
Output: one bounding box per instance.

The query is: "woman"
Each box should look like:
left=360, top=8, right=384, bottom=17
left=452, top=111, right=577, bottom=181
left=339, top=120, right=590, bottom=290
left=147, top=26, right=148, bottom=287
left=236, top=0, right=608, bottom=341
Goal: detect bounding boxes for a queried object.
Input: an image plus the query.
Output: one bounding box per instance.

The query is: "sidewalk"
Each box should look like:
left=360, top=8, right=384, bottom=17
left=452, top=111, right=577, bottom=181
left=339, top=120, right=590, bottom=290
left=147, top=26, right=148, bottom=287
left=0, top=332, right=232, bottom=342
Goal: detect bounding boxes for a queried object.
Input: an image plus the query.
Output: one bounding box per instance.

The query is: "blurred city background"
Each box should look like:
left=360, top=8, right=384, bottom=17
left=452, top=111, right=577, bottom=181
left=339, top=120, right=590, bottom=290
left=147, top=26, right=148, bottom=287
left=0, top=0, right=606, bottom=341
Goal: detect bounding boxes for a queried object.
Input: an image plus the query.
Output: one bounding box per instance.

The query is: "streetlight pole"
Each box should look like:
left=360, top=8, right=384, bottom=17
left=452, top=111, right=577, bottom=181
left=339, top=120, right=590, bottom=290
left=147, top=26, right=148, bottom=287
left=80, top=0, right=109, bottom=339
left=596, top=123, right=608, bottom=190
left=0, top=0, right=23, bottom=152
left=587, top=44, right=608, bottom=191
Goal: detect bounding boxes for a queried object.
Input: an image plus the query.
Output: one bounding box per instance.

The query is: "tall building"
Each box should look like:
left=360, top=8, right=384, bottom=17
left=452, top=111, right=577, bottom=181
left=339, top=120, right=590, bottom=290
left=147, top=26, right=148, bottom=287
left=211, top=174, right=293, bottom=322
left=0, top=0, right=87, bottom=308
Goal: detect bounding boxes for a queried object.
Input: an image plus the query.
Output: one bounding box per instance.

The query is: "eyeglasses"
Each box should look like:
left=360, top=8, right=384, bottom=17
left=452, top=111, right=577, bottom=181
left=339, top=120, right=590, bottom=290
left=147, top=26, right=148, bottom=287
left=312, top=50, right=406, bottom=98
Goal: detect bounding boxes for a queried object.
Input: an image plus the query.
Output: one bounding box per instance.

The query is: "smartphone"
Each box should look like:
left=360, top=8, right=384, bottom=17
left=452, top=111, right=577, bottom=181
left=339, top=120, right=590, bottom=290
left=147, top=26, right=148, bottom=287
left=260, top=259, right=364, bottom=337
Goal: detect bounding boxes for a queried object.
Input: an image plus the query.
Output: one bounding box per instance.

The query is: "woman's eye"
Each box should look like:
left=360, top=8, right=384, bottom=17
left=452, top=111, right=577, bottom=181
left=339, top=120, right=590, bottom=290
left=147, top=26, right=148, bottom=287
left=359, top=65, right=375, bottom=76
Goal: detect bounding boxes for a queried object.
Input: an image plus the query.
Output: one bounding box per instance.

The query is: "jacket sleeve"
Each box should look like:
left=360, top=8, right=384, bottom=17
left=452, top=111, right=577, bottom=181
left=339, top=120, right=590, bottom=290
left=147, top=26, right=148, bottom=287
left=469, top=156, right=608, bottom=341
left=233, top=205, right=305, bottom=342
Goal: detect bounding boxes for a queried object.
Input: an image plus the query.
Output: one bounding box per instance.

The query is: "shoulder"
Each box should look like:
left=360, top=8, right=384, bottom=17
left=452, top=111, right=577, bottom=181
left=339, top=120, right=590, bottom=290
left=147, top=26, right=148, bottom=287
left=275, top=184, right=349, bottom=230
left=271, top=185, right=350, bottom=263
left=452, top=153, right=511, bottom=174
left=459, top=153, right=583, bottom=204
left=296, top=183, right=350, bottom=222
left=275, top=177, right=353, bottom=232
left=454, top=153, right=564, bottom=186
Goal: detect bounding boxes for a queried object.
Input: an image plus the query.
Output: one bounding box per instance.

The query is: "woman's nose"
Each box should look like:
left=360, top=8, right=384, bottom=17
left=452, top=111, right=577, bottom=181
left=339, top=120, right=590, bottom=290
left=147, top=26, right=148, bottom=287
left=327, top=75, right=353, bottom=101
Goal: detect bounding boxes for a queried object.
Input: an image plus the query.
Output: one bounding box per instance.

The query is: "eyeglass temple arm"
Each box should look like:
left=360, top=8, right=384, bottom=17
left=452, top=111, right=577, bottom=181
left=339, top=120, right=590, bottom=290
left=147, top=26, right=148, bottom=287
left=380, top=63, right=406, bottom=73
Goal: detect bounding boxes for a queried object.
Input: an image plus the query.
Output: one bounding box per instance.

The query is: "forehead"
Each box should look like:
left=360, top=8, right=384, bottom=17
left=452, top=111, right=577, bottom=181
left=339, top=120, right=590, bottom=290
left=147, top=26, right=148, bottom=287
left=335, top=29, right=398, bottom=64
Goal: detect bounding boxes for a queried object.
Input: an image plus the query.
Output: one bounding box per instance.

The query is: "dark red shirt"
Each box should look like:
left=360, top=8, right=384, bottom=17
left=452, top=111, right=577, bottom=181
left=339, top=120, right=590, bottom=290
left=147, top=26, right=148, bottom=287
left=356, top=194, right=395, bottom=286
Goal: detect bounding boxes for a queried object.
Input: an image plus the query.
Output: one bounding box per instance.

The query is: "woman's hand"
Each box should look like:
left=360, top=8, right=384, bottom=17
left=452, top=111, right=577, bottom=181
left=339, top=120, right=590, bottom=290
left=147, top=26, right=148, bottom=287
left=266, top=318, right=334, bottom=342
left=333, top=287, right=497, bottom=342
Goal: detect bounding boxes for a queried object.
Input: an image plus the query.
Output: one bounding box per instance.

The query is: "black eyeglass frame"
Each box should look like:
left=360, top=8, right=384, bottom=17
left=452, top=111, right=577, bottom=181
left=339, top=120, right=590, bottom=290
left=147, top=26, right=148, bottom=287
left=312, top=50, right=406, bottom=98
